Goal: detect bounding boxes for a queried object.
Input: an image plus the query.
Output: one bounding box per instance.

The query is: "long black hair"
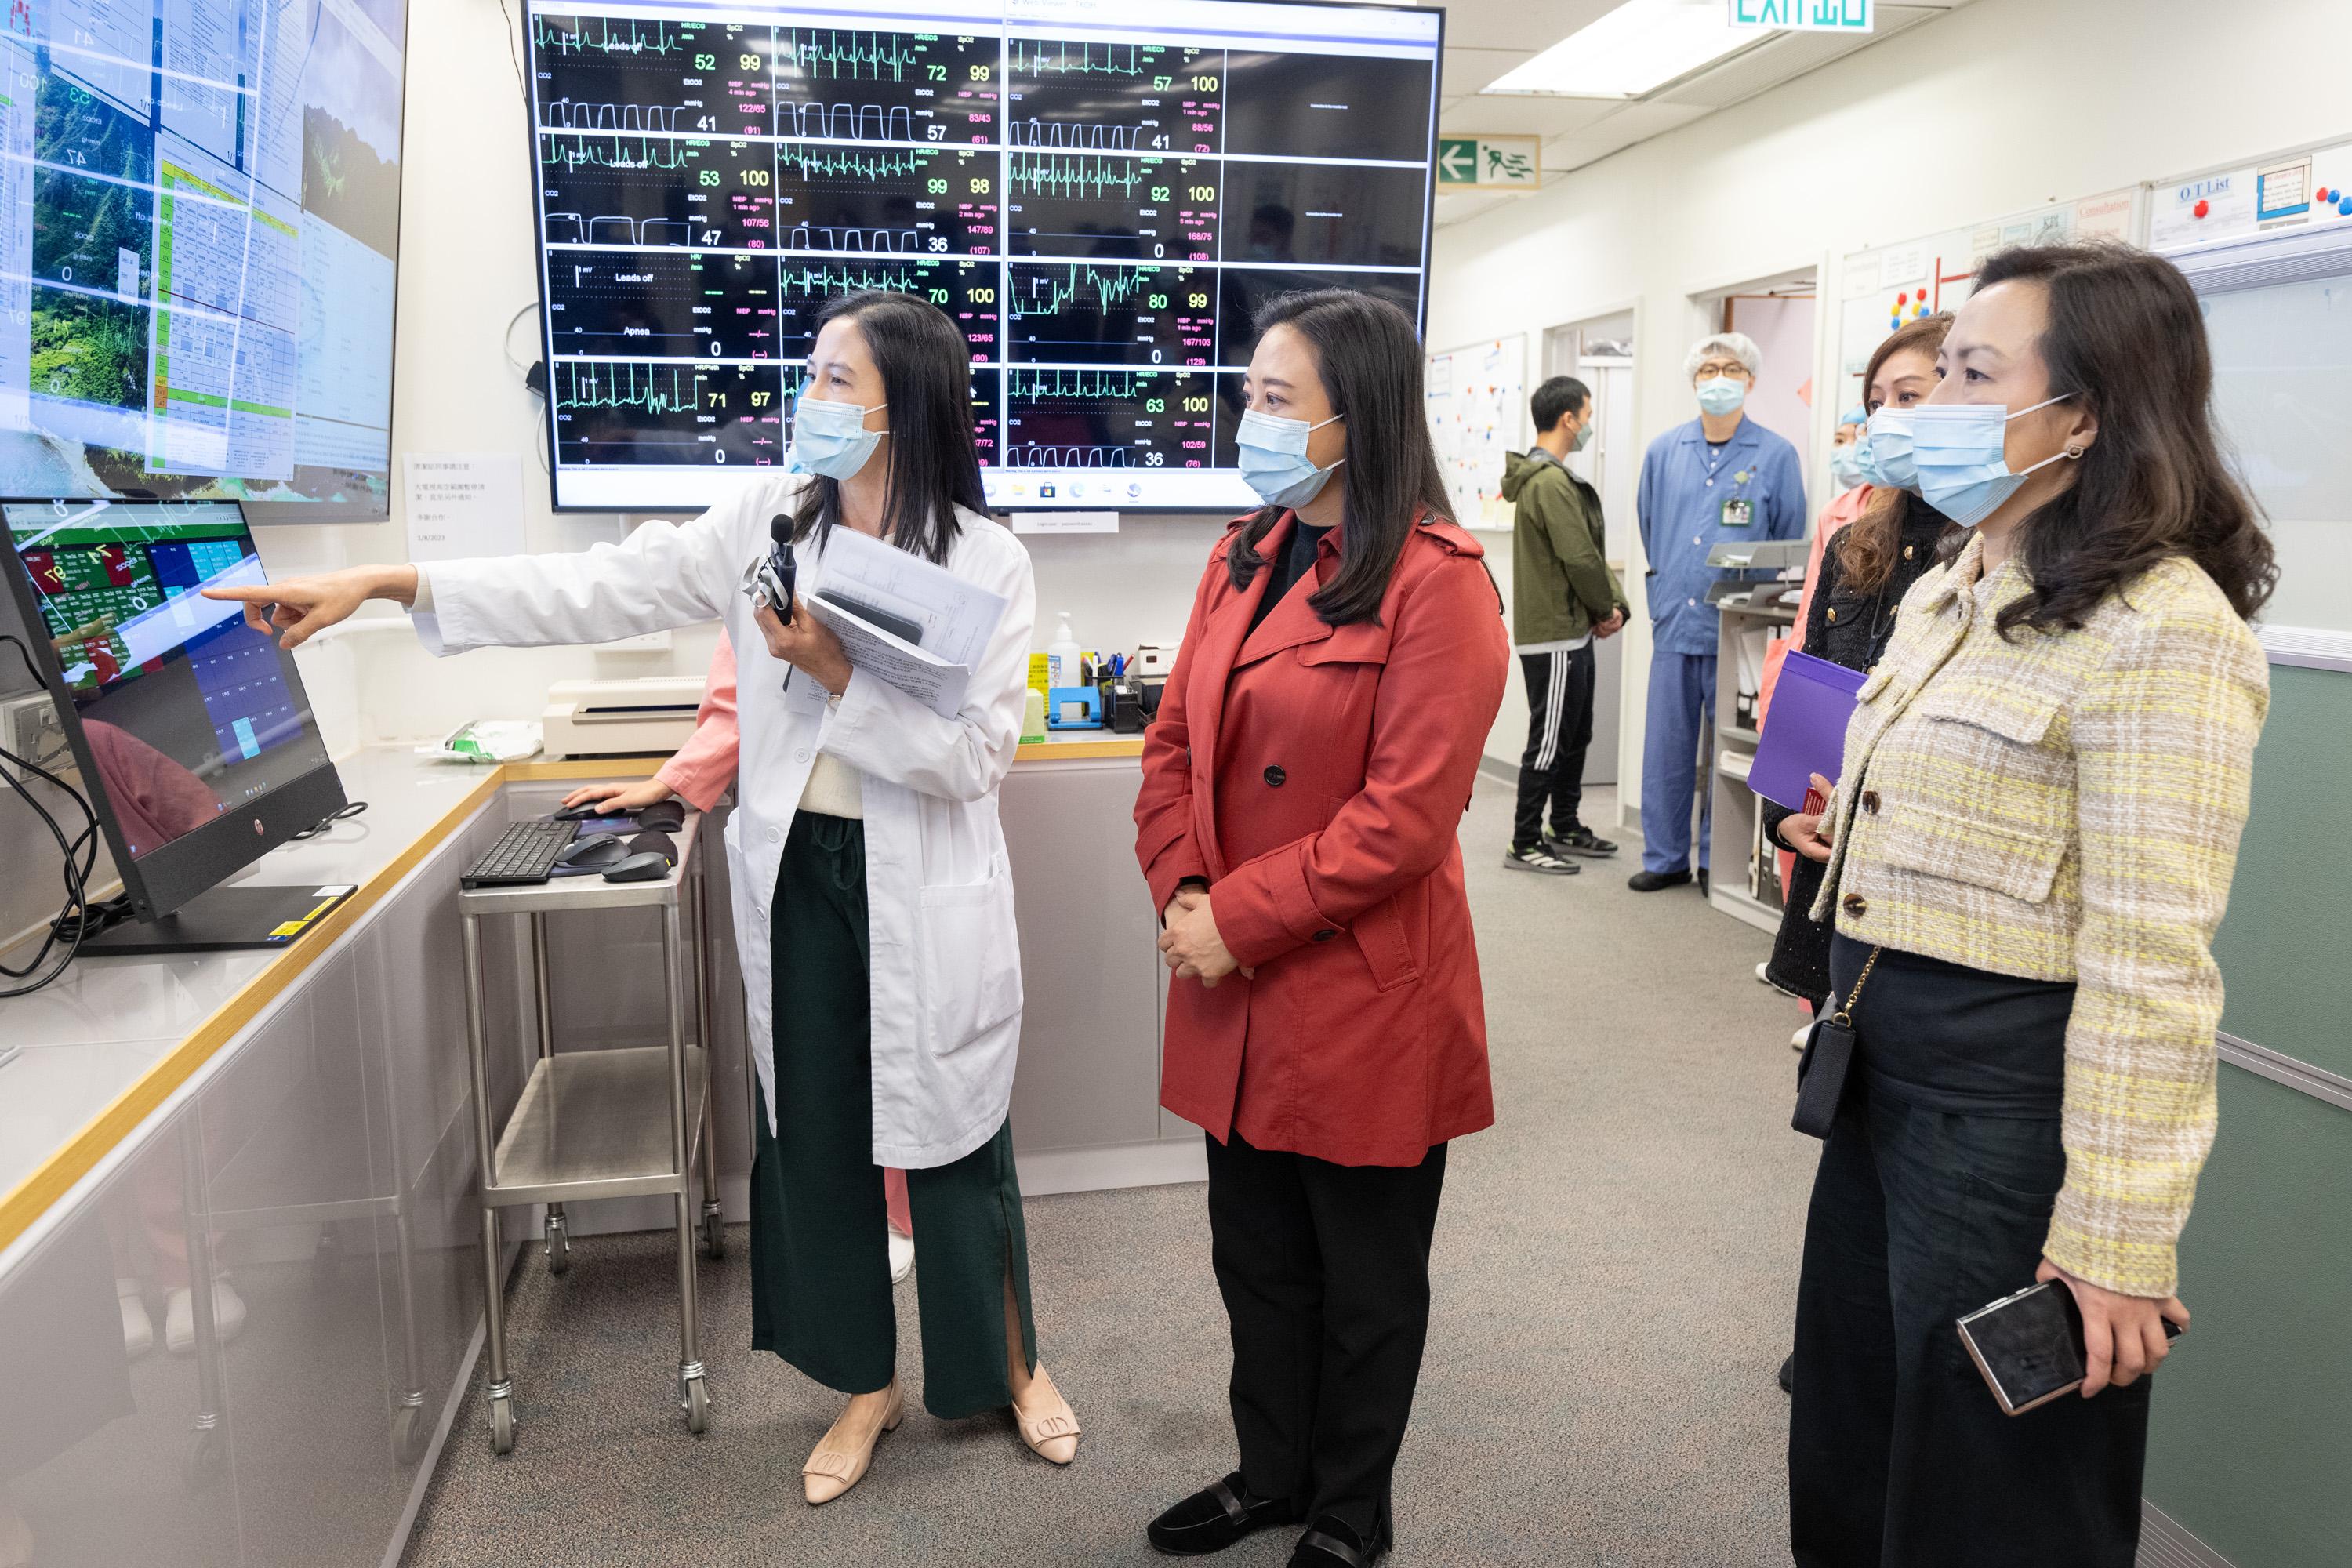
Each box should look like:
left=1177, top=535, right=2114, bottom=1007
left=1226, top=289, right=1455, bottom=626
left=789, top=291, right=989, bottom=564
left=1970, top=243, right=2275, bottom=636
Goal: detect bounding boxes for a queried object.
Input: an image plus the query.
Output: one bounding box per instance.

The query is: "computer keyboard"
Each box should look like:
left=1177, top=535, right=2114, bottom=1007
left=461, top=820, right=580, bottom=889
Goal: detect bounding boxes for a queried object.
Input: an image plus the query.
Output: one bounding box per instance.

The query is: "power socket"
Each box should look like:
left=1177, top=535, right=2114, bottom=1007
left=0, top=691, right=68, bottom=785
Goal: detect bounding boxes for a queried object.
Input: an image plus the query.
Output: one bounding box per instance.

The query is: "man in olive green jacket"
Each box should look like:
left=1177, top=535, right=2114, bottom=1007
left=1500, top=376, right=1629, bottom=873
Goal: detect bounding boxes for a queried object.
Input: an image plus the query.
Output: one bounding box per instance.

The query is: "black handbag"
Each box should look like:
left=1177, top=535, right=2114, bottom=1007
left=1791, top=945, right=1880, bottom=1139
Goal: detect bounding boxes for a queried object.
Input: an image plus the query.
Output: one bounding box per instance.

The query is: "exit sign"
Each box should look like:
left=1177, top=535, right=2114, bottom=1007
left=1436, top=135, right=1541, bottom=193
left=1728, top=0, right=1874, bottom=31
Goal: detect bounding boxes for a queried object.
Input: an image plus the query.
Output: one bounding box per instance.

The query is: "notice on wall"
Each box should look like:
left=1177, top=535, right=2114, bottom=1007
left=1425, top=335, right=1526, bottom=532
left=403, top=452, right=525, bottom=563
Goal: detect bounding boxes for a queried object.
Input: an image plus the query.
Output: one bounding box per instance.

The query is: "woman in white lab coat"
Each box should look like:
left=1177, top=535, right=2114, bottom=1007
left=208, top=292, right=1079, bottom=1503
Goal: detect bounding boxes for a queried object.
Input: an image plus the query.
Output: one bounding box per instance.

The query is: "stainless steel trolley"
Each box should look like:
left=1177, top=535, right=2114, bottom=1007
left=458, top=811, right=723, bottom=1454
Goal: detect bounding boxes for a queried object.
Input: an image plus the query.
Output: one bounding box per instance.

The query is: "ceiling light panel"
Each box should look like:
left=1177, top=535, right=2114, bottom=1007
left=1485, top=0, right=1773, bottom=100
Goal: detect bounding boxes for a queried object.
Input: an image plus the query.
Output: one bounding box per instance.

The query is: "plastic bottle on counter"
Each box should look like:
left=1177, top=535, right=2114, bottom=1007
left=1022, top=688, right=1047, bottom=745
left=1047, top=612, right=1081, bottom=689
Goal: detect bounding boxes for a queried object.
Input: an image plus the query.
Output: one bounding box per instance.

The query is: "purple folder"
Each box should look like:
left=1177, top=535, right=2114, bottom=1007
left=1751, top=650, right=1867, bottom=811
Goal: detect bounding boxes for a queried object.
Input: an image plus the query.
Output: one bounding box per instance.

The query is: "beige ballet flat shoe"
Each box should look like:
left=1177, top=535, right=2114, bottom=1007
left=803, top=1383, right=903, bottom=1505
left=1013, top=1380, right=1081, bottom=1465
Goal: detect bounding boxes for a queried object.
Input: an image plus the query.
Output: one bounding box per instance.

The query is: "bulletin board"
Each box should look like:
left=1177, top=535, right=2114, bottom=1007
left=2147, top=136, right=2352, bottom=252
left=1833, top=187, right=2143, bottom=409
left=1425, top=334, right=1526, bottom=531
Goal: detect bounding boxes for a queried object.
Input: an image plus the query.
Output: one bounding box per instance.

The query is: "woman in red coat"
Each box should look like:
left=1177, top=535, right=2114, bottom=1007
left=1134, top=290, right=1508, bottom=1568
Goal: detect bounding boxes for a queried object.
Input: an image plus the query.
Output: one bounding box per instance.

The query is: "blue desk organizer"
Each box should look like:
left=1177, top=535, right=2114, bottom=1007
left=1045, top=685, right=1103, bottom=730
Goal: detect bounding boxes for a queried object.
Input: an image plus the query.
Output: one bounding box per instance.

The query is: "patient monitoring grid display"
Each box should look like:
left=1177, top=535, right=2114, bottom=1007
left=0, top=0, right=407, bottom=515
left=524, top=0, right=1442, bottom=511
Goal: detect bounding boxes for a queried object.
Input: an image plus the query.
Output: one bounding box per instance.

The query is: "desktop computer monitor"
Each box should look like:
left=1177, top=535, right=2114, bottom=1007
left=1, top=497, right=348, bottom=950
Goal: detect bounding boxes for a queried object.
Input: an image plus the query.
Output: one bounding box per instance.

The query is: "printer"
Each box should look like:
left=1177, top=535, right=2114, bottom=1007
left=541, top=676, right=704, bottom=759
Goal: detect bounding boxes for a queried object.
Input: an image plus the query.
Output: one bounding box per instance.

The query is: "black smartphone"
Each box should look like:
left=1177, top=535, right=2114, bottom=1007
left=1956, top=1281, right=2184, bottom=1416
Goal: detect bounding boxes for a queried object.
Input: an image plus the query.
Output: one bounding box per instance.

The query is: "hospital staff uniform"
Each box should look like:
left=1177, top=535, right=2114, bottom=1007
left=1633, top=416, right=1804, bottom=875
left=408, top=474, right=1042, bottom=1417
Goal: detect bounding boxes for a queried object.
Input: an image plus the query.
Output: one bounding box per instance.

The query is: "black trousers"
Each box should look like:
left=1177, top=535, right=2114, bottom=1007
left=1205, top=1128, right=1448, bottom=1541
left=1514, top=644, right=1596, bottom=849
left=1789, top=938, right=2151, bottom=1566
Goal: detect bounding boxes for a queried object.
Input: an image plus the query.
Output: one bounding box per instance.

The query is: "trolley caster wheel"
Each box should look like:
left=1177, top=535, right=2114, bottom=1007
left=182, top=1426, right=227, bottom=1490
left=701, top=1207, right=724, bottom=1259
left=488, top=1399, right=515, bottom=1455
left=394, top=1402, right=430, bottom=1465
left=681, top=1377, right=710, bottom=1436
left=543, top=1214, right=570, bottom=1276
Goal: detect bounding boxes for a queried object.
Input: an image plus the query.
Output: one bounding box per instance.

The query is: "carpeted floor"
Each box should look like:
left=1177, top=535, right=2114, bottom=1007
left=401, top=782, right=1820, bottom=1567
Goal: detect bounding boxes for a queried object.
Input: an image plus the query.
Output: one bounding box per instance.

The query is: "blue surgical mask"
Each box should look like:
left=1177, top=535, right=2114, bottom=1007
left=1695, top=376, right=1746, bottom=417
left=1236, top=408, right=1345, bottom=509
left=1829, top=441, right=1867, bottom=490
left=1854, top=407, right=1918, bottom=492
left=1907, top=395, right=2078, bottom=528
left=787, top=391, right=887, bottom=481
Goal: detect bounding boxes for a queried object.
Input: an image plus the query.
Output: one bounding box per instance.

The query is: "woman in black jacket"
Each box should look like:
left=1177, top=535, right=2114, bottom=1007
left=1762, top=312, right=1954, bottom=1004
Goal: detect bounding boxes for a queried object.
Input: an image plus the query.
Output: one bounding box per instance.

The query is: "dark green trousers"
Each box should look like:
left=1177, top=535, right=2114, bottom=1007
left=748, top=811, right=1038, bottom=1419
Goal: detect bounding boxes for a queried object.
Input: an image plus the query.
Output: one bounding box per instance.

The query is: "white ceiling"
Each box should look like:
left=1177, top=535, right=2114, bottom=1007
left=1425, top=2, right=1965, bottom=228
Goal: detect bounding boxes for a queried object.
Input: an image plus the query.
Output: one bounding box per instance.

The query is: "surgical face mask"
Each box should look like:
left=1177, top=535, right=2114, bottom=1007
left=1695, top=376, right=1747, bottom=417
left=1854, top=407, right=1918, bottom=492
left=1236, top=408, right=1345, bottom=509
left=1568, top=415, right=1595, bottom=452
left=1828, top=440, right=1867, bottom=490
left=787, top=391, right=887, bottom=481
left=1907, top=394, right=2078, bottom=529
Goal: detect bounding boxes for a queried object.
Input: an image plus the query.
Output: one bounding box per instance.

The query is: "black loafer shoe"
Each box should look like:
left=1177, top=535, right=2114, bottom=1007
left=1288, top=1514, right=1390, bottom=1567
left=1148, top=1472, right=1297, bottom=1556
left=1626, top=868, right=1693, bottom=892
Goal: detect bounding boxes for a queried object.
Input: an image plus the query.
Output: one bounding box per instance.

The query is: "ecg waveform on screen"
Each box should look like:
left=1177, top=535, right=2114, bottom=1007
left=1009, top=40, right=1165, bottom=78
left=775, top=29, right=927, bottom=80
left=1010, top=367, right=1174, bottom=401
left=1011, top=263, right=1163, bottom=317
left=1009, top=154, right=1145, bottom=201
left=534, top=15, right=698, bottom=56
left=554, top=361, right=708, bottom=416
left=544, top=213, right=699, bottom=246
left=541, top=133, right=692, bottom=172
left=783, top=223, right=921, bottom=252
left=780, top=144, right=933, bottom=180
left=779, top=262, right=929, bottom=295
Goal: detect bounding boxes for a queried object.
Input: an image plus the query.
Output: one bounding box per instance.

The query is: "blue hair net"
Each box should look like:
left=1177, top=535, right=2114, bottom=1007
left=1838, top=405, right=1868, bottom=427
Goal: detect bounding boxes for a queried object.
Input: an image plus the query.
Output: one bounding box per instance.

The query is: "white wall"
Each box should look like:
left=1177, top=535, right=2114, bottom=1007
left=1429, top=0, right=2348, bottom=826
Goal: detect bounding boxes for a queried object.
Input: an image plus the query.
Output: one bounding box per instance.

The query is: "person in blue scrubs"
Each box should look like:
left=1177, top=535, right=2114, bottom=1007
left=1630, top=332, right=1806, bottom=891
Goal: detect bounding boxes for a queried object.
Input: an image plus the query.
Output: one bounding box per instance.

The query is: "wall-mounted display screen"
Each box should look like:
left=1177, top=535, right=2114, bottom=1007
left=0, top=0, right=408, bottom=520
left=523, top=0, right=1442, bottom=511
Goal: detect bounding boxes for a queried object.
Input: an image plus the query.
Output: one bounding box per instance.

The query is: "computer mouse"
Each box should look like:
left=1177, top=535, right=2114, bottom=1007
left=601, top=851, right=672, bottom=883
left=551, top=802, right=608, bottom=822
left=556, top=833, right=627, bottom=868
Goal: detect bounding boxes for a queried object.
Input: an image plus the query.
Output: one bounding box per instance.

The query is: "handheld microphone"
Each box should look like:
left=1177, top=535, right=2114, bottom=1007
left=743, top=514, right=797, bottom=620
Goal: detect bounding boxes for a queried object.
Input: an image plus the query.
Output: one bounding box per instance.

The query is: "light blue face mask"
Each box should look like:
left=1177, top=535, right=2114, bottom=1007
left=1853, top=406, right=1918, bottom=492
left=1907, top=394, right=2078, bottom=529
left=1695, top=376, right=1747, bottom=417
left=786, top=391, right=887, bottom=481
left=1236, top=408, right=1345, bottom=509
left=1828, top=440, right=1867, bottom=491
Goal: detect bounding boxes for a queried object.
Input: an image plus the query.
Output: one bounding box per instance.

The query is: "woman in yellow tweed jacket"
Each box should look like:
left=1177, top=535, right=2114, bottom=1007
left=1783, top=243, right=2274, bottom=1568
